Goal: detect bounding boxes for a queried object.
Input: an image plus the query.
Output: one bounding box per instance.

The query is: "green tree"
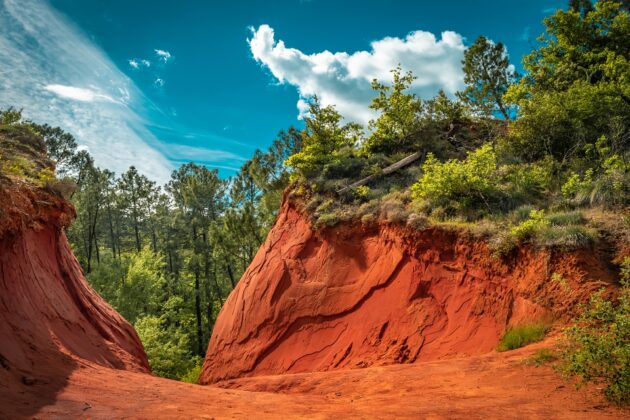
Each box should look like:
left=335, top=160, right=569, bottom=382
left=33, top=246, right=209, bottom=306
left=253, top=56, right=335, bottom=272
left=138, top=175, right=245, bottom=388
left=286, top=98, right=362, bottom=179
left=167, top=163, right=226, bottom=355
left=458, top=36, right=516, bottom=119
left=504, top=0, right=630, bottom=162
left=569, top=0, right=594, bottom=15
left=30, top=123, right=78, bottom=175
left=363, top=66, right=422, bottom=154
left=118, top=167, right=159, bottom=252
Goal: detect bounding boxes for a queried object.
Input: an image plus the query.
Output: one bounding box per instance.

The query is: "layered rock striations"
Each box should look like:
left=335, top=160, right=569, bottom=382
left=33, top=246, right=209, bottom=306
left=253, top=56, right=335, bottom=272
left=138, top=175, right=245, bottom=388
left=201, top=199, right=616, bottom=384
left=0, top=134, right=149, bottom=415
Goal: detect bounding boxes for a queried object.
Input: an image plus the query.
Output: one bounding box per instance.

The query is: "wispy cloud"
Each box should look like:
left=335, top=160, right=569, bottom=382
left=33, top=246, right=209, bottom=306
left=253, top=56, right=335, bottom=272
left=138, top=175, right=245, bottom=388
left=154, top=78, right=165, bottom=87
left=0, top=0, right=176, bottom=183
left=519, top=26, right=531, bottom=42
left=248, top=24, right=466, bottom=125
left=155, top=49, right=172, bottom=63
left=44, top=84, right=119, bottom=103
left=129, top=59, right=139, bottom=69
left=542, top=7, right=558, bottom=14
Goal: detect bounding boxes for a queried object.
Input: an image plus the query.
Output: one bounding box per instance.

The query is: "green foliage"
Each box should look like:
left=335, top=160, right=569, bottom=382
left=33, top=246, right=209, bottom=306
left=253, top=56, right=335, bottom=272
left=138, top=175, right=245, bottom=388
left=135, top=314, right=201, bottom=380
left=363, top=66, right=422, bottom=154
left=503, top=1, right=630, bottom=162
left=459, top=35, right=516, bottom=119
left=503, top=209, right=597, bottom=250
left=0, top=107, right=23, bottom=125
left=498, top=323, right=550, bottom=351
left=560, top=257, right=630, bottom=405
left=118, top=248, right=167, bottom=324
left=286, top=98, right=362, bottom=182
left=179, top=360, right=203, bottom=384
left=411, top=144, right=498, bottom=213
left=510, top=209, right=550, bottom=240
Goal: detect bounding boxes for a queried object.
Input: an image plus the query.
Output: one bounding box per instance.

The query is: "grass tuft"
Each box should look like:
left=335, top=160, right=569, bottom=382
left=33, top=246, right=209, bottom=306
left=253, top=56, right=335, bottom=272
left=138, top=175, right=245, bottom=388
left=498, top=323, right=549, bottom=352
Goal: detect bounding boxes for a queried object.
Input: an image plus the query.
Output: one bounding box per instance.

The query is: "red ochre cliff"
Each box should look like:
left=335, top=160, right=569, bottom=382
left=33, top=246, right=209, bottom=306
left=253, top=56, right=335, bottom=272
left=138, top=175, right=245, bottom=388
left=200, top=198, right=617, bottom=384
left=0, top=175, right=149, bottom=415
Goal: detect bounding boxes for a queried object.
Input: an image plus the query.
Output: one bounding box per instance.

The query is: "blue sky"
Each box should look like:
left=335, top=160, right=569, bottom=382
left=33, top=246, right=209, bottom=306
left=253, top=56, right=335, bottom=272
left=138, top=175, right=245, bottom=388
left=0, top=0, right=565, bottom=184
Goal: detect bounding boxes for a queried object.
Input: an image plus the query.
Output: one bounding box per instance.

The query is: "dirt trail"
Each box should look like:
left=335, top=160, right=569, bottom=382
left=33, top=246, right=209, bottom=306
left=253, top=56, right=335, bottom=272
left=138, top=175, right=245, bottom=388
left=5, top=338, right=626, bottom=419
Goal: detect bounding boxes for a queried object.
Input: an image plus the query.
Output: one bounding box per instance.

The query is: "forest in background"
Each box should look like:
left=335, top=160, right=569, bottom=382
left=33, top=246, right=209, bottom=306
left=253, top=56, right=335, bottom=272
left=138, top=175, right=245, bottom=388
left=0, top=0, right=628, bottom=400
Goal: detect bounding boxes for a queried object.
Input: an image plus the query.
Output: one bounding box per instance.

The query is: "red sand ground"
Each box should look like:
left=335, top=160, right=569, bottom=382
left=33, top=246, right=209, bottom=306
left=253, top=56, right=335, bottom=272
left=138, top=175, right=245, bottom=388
left=6, top=338, right=629, bottom=419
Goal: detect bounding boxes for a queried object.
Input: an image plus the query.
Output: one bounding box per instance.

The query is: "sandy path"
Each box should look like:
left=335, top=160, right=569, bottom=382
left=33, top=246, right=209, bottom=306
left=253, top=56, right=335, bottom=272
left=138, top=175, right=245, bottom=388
left=5, top=341, right=624, bottom=419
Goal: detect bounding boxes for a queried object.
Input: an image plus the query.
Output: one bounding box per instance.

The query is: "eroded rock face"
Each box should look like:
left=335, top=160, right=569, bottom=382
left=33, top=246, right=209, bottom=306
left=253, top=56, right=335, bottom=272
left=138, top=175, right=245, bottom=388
left=0, top=183, right=149, bottom=403
left=200, top=201, right=616, bottom=384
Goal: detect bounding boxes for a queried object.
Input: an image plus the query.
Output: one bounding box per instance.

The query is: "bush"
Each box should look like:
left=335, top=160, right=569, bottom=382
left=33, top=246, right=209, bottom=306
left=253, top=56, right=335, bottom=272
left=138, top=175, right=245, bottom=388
left=179, top=359, right=203, bottom=383
left=411, top=144, right=499, bottom=213
left=510, top=209, right=550, bottom=241
left=498, top=323, right=549, bottom=351
left=559, top=257, right=630, bottom=405
left=135, top=314, right=199, bottom=380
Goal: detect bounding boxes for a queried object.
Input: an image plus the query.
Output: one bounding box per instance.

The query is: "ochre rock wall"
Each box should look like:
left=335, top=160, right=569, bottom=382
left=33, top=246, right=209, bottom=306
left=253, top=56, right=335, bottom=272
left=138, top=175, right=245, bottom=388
left=0, top=184, right=149, bottom=400
left=200, top=200, right=616, bottom=384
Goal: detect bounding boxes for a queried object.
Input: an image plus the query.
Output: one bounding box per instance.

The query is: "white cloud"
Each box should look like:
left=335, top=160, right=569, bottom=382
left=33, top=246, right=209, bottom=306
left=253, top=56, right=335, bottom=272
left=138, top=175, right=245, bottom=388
left=141, top=59, right=151, bottom=67
left=165, top=144, right=246, bottom=163
left=155, top=49, right=172, bottom=63
left=44, top=84, right=118, bottom=103
left=0, top=0, right=174, bottom=183
left=154, top=78, right=165, bottom=87
left=248, top=24, right=467, bottom=125
left=129, top=59, right=139, bottom=69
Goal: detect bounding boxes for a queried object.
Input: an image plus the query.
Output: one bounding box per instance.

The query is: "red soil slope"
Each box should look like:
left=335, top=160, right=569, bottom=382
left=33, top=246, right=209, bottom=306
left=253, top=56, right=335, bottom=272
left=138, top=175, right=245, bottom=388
left=201, top=199, right=617, bottom=384
left=0, top=182, right=149, bottom=416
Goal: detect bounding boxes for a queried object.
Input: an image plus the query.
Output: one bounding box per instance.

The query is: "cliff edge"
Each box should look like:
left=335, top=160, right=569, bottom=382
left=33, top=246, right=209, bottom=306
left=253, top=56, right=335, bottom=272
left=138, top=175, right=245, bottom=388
left=0, top=128, right=149, bottom=416
left=200, top=198, right=617, bottom=384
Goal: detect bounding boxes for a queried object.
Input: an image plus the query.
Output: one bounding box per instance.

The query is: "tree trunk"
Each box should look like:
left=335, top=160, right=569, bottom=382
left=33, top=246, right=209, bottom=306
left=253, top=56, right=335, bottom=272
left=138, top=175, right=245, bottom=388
left=225, top=260, right=236, bottom=289
left=194, top=268, right=203, bottom=356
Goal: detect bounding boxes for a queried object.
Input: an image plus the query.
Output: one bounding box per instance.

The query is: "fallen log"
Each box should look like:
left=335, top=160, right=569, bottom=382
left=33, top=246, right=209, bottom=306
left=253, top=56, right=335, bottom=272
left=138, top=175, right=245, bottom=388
left=337, top=151, right=423, bottom=194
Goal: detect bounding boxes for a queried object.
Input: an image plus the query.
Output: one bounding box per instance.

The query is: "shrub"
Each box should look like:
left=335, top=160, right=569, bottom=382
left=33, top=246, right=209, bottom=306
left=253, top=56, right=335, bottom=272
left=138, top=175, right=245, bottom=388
left=498, top=323, right=549, bottom=351
left=48, top=177, right=77, bottom=200
left=510, top=209, right=550, bottom=241
left=379, top=192, right=410, bottom=224
left=562, top=170, right=593, bottom=200
left=406, top=213, right=428, bottom=230
left=179, top=358, right=203, bottom=383
left=411, top=144, right=499, bottom=213
left=354, top=185, right=371, bottom=201
left=509, top=205, right=536, bottom=224
left=559, top=257, right=630, bottom=405
left=135, top=315, right=199, bottom=380
left=502, top=158, right=554, bottom=201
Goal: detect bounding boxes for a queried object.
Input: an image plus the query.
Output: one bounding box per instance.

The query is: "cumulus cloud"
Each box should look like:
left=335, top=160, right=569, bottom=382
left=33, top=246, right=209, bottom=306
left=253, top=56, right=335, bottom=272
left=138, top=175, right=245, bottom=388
left=248, top=24, right=467, bottom=125
left=141, top=59, right=151, bottom=67
left=155, top=49, right=172, bottom=63
left=129, top=59, right=139, bottom=69
left=154, top=78, right=165, bottom=87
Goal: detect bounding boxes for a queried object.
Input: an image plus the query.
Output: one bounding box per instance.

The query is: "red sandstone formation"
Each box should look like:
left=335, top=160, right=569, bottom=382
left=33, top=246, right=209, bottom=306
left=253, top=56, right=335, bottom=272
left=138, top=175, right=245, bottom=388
left=200, top=199, right=617, bottom=384
left=0, top=180, right=149, bottom=416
